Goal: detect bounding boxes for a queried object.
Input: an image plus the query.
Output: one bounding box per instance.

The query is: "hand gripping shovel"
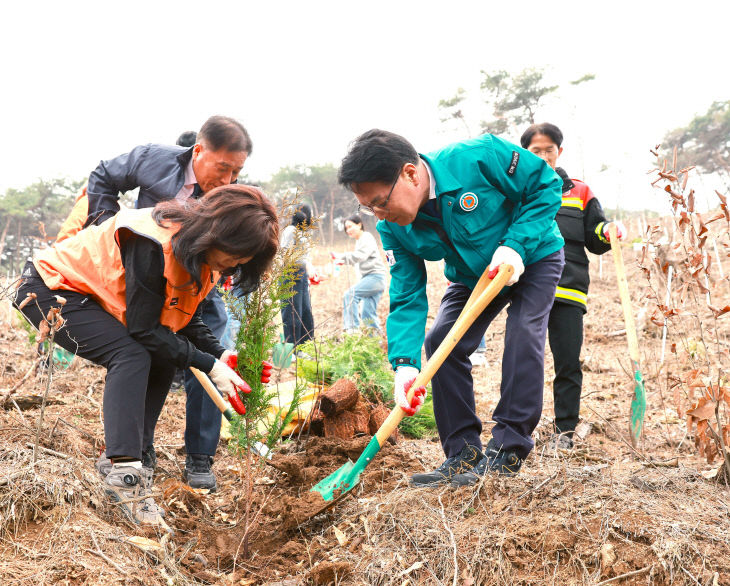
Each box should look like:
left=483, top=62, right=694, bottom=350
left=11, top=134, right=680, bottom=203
left=189, top=367, right=245, bottom=421
left=608, top=224, right=646, bottom=447
left=311, top=264, right=514, bottom=505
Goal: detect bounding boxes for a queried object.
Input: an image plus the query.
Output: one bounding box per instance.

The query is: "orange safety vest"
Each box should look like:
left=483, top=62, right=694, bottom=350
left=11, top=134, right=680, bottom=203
left=35, top=208, right=219, bottom=332
left=55, top=188, right=89, bottom=244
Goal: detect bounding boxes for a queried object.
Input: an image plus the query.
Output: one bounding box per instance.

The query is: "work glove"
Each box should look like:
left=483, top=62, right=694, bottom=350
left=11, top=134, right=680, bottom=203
left=209, top=358, right=250, bottom=400
left=603, top=221, right=627, bottom=242
left=309, top=274, right=323, bottom=285
left=222, top=351, right=273, bottom=383
left=487, top=246, right=524, bottom=286
left=330, top=251, right=345, bottom=266
left=394, top=365, right=426, bottom=417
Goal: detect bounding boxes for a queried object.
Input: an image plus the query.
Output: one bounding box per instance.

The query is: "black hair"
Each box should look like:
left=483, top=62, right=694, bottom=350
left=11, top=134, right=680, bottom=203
left=338, top=129, right=419, bottom=189
left=291, top=204, right=313, bottom=228
left=198, top=115, right=253, bottom=154
left=345, top=214, right=363, bottom=227
left=176, top=131, right=197, bottom=148
left=520, top=123, right=564, bottom=149
left=152, top=184, right=278, bottom=294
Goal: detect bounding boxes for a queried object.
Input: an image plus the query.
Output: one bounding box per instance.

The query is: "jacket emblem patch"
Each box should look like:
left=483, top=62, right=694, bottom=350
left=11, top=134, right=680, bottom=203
left=459, top=192, right=478, bottom=212
left=384, top=250, right=396, bottom=266
left=170, top=297, right=179, bottom=306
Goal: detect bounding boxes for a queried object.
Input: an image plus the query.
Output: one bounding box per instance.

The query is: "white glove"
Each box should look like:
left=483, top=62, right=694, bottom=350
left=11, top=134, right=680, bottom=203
left=603, top=221, right=627, bottom=242
left=208, top=358, right=246, bottom=399
left=394, top=366, right=426, bottom=416
left=488, top=246, right=524, bottom=286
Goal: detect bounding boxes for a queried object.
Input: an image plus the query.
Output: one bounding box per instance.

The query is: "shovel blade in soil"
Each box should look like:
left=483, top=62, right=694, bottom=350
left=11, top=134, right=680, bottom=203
left=312, top=435, right=382, bottom=501
left=311, top=460, right=360, bottom=501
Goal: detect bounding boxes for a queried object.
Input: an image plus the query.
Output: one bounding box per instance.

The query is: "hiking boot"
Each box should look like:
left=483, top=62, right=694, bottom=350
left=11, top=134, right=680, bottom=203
left=410, top=444, right=484, bottom=487
left=104, top=464, right=169, bottom=530
left=96, top=445, right=157, bottom=479
left=450, top=438, right=524, bottom=486
left=184, top=454, right=217, bottom=491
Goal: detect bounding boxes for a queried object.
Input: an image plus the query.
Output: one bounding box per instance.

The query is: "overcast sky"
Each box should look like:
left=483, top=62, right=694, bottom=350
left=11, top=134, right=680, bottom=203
left=2, top=0, right=728, bottom=214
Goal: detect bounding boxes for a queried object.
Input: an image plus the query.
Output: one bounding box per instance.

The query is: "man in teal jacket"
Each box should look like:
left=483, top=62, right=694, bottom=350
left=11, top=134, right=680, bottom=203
left=338, top=129, right=564, bottom=486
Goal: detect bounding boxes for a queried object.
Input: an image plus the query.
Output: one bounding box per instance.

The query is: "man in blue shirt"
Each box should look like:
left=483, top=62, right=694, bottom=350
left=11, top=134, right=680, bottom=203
left=338, top=129, right=564, bottom=486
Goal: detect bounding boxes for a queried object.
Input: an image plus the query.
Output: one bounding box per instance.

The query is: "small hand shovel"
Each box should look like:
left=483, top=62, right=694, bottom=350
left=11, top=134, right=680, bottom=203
left=310, top=264, right=514, bottom=505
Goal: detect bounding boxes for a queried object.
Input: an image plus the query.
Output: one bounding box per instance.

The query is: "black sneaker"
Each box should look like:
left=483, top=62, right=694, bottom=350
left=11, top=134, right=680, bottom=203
left=184, top=454, right=217, bottom=491
left=450, top=438, right=524, bottom=486
left=410, top=444, right=484, bottom=487
left=141, top=444, right=157, bottom=470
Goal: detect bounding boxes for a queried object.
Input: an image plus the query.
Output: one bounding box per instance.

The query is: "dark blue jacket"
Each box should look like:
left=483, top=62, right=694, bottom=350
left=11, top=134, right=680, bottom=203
left=85, top=144, right=193, bottom=227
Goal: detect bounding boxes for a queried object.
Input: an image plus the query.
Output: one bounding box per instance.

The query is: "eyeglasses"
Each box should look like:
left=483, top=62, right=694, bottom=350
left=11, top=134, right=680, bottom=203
left=358, top=171, right=400, bottom=216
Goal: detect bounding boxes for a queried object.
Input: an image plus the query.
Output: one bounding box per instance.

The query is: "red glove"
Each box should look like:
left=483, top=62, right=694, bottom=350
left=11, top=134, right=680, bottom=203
left=401, top=379, right=427, bottom=417
left=308, top=275, right=322, bottom=285
left=223, top=352, right=272, bottom=384
left=221, top=276, right=233, bottom=292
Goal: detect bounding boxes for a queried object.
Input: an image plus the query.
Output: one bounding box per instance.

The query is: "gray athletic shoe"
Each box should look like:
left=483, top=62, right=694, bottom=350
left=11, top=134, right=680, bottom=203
left=96, top=445, right=157, bottom=478
left=104, top=464, right=170, bottom=530
left=184, top=454, right=217, bottom=491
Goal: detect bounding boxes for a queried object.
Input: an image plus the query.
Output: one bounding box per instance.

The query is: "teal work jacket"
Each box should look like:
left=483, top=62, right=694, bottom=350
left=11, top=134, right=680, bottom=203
left=378, top=133, right=564, bottom=370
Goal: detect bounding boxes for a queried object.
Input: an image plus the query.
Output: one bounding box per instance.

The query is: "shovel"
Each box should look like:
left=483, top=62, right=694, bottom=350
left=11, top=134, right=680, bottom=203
left=608, top=224, right=646, bottom=447
left=310, top=264, right=514, bottom=504
left=189, top=367, right=244, bottom=421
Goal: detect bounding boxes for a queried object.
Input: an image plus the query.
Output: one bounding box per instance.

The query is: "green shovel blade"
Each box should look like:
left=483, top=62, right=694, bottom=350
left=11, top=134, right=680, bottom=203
left=312, top=435, right=382, bottom=501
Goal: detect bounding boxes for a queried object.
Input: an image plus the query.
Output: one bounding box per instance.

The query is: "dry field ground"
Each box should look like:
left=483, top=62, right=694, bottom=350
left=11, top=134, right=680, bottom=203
left=0, top=244, right=729, bottom=585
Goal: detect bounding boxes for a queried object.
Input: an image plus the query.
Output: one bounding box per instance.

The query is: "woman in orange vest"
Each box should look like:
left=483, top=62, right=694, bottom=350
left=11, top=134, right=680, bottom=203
left=15, top=184, right=279, bottom=529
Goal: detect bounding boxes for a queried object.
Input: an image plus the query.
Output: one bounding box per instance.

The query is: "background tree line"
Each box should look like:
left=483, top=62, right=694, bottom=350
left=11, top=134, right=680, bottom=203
left=1, top=71, right=726, bottom=276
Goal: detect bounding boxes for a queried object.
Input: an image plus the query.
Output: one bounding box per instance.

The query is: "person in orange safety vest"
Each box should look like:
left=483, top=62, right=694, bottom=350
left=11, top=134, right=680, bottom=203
left=15, top=184, right=279, bottom=529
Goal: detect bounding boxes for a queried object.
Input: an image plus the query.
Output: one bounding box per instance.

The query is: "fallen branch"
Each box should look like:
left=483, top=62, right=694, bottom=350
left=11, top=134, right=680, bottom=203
left=88, top=531, right=129, bottom=576
left=595, top=565, right=651, bottom=585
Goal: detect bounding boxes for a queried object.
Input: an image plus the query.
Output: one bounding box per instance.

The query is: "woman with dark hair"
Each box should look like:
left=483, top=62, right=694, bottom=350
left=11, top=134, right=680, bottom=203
left=332, top=214, right=386, bottom=332
left=280, top=204, right=316, bottom=349
left=520, top=122, right=626, bottom=449
left=14, top=184, right=279, bottom=529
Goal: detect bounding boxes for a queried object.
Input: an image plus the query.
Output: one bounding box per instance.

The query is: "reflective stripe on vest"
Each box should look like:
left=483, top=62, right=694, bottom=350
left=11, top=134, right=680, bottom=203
left=561, top=196, right=584, bottom=210
left=555, top=286, right=587, bottom=307
left=34, top=208, right=218, bottom=332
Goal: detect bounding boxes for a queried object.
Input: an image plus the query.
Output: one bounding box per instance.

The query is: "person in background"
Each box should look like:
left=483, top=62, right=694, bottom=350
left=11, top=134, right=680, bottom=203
left=84, top=115, right=252, bottom=491
left=520, top=122, right=626, bottom=449
left=338, top=129, right=564, bottom=487
left=15, top=185, right=278, bottom=528
left=280, top=204, right=316, bottom=351
left=176, top=130, right=198, bottom=148
left=331, top=214, right=386, bottom=333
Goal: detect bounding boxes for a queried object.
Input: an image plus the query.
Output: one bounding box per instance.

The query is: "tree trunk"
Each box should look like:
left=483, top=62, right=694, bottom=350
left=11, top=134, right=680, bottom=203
left=0, top=215, right=11, bottom=269
left=328, top=188, right=336, bottom=246
left=11, top=219, right=21, bottom=275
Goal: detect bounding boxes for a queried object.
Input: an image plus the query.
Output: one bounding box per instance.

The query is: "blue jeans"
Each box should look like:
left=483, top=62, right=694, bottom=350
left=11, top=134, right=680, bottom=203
left=343, top=273, right=385, bottom=330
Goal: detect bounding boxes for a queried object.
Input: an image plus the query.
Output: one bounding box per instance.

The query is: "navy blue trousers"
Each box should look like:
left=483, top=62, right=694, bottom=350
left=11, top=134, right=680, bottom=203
left=183, top=287, right=228, bottom=456
left=281, top=266, right=314, bottom=347
left=424, top=250, right=564, bottom=459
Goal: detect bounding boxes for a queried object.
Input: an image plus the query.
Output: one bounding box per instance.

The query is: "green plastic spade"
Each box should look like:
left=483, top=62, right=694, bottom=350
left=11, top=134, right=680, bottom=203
left=311, top=264, right=514, bottom=502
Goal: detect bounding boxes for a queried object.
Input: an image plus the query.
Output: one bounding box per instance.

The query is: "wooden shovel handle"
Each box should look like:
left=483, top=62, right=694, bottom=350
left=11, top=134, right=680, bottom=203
left=374, top=264, right=514, bottom=446
left=609, top=224, right=640, bottom=362
left=189, top=367, right=232, bottom=415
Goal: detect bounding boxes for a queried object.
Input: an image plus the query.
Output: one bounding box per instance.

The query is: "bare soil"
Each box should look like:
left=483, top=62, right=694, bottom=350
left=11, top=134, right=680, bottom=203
left=1, top=246, right=729, bottom=585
